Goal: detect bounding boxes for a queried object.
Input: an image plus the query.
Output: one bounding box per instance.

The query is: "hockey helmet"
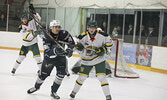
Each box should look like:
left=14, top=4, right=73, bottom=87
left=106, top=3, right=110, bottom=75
left=21, top=14, right=28, bottom=20
left=49, top=20, right=61, bottom=29
left=87, top=20, right=97, bottom=28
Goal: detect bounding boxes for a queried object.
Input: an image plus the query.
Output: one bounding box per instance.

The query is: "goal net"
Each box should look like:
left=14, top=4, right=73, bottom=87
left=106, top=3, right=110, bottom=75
left=106, top=38, right=139, bottom=78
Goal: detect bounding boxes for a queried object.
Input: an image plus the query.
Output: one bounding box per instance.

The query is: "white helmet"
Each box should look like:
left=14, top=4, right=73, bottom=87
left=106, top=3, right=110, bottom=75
left=49, top=20, right=61, bottom=29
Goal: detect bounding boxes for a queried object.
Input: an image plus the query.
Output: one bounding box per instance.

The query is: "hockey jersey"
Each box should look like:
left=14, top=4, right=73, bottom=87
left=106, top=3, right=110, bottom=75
left=43, top=30, right=75, bottom=63
left=19, top=13, right=41, bottom=46
left=77, top=30, right=113, bottom=66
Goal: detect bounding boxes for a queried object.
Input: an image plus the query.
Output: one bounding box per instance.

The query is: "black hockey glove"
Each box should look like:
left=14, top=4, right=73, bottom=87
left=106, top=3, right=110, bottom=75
left=75, top=43, right=84, bottom=51
left=54, top=45, right=66, bottom=56
left=66, top=48, right=73, bottom=57
left=95, top=46, right=107, bottom=56
left=29, top=4, right=36, bottom=14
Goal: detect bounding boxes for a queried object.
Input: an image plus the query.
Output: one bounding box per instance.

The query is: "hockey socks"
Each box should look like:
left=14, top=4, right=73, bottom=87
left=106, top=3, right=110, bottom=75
left=97, top=74, right=111, bottom=99
left=51, top=82, right=60, bottom=93
left=50, top=75, right=64, bottom=99
left=70, top=75, right=87, bottom=98
left=34, top=56, right=42, bottom=70
left=27, top=76, right=44, bottom=94
left=12, top=56, right=25, bottom=74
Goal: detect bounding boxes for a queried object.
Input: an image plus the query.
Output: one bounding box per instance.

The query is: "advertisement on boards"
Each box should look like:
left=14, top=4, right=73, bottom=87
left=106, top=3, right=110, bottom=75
left=136, top=45, right=153, bottom=67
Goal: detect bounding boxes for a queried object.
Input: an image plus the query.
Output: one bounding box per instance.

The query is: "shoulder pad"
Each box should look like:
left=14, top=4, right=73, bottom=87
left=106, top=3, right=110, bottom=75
left=78, top=32, right=87, bottom=39
left=60, top=30, right=68, bottom=34
left=18, top=24, right=23, bottom=31
left=97, top=30, right=108, bottom=36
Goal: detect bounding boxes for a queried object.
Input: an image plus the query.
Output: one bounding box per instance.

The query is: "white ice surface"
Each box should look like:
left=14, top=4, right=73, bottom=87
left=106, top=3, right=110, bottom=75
left=0, top=49, right=167, bottom=100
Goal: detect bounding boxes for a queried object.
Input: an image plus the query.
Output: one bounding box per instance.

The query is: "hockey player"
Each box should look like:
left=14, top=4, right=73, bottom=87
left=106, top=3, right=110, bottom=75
left=70, top=20, right=112, bottom=100
left=27, top=20, right=75, bottom=99
left=11, top=4, right=42, bottom=74
left=71, top=27, right=112, bottom=76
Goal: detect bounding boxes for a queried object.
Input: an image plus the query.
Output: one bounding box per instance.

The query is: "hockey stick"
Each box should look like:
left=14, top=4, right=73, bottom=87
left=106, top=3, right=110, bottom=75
left=25, top=7, right=66, bottom=53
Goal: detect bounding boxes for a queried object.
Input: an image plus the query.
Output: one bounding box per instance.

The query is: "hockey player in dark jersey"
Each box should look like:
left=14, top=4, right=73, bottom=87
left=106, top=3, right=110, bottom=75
left=27, top=20, right=75, bottom=99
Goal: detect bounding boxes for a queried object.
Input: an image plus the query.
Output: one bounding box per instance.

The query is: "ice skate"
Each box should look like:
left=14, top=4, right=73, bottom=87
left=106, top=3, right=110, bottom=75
left=50, top=91, right=60, bottom=99
left=27, top=87, right=39, bottom=94
left=106, top=95, right=112, bottom=100
left=70, top=91, right=76, bottom=98
left=11, top=68, right=16, bottom=75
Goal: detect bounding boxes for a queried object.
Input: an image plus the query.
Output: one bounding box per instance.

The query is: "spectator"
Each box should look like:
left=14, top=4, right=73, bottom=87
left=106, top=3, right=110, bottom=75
left=145, top=26, right=156, bottom=45
left=112, top=27, right=118, bottom=38
left=111, top=25, right=121, bottom=38
left=127, top=24, right=133, bottom=35
left=140, top=25, right=147, bottom=36
left=138, top=25, right=148, bottom=44
left=101, top=21, right=107, bottom=33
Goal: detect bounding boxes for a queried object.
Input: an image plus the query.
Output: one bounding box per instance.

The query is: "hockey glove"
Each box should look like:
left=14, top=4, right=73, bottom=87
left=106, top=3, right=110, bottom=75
left=66, top=48, right=73, bottom=57
left=32, top=30, right=42, bottom=37
left=29, top=4, right=36, bottom=14
left=95, top=46, right=107, bottom=56
left=75, top=43, right=84, bottom=51
left=54, top=45, right=66, bottom=56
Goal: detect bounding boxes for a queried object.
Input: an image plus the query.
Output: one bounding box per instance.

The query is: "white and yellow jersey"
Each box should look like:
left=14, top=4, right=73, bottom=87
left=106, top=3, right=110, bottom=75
left=19, top=13, right=41, bottom=46
left=77, top=30, right=113, bottom=66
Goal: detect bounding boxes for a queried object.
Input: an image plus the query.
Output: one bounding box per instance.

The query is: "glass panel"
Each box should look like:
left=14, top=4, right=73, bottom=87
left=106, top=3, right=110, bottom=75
left=48, top=8, right=55, bottom=26
left=0, top=4, right=7, bottom=31
left=142, top=11, right=160, bottom=45
left=162, top=12, right=167, bottom=47
left=86, top=8, right=95, bottom=31
left=35, top=8, right=48, bottom=28
left=135, top=11, right=144, bottom=44
left=124, top=9, right=135, bottom=43
left=41, top=8, right=47, bottom=26
left=86, top=9, right=108, bottom=33
left=95, top=13, right=108, bottom=33
left=8, top=5, right=24, bottom=32
left=110, top=9, right=124, bottom=39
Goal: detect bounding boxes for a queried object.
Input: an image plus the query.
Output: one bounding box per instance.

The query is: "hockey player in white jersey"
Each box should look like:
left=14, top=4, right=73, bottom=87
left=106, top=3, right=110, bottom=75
left=70, top=20, right=112, bottom=100
left=11, top=4, right=42, bottom=74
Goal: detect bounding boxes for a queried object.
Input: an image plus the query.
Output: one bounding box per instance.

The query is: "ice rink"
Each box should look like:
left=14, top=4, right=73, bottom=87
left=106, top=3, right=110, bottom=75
left=0, top=49, right=167, bottom=100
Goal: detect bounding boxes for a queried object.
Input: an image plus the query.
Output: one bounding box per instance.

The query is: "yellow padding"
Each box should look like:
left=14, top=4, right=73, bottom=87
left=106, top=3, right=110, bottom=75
left=103, top=47, right=107, bottom=53
left=19, top=55, right=26, bottom=57
left=34, top=55, right=41, bottom=57
left=96, top=73, right=106, bottom=76
left=76, top=80, right=83, bottom=85
left=37, top=62, right=42, bottom=64
left=81, top=55, right=98, bottom=61
left=101, top=82, right=109, bottom=86
left=78, top=73, right=88, bottom=77
left=105, top=43, right=113, bottom=47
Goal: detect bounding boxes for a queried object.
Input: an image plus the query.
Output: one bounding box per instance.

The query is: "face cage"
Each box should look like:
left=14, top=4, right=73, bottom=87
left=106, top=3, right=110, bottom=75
left=50, top=26, right=61, bottom=29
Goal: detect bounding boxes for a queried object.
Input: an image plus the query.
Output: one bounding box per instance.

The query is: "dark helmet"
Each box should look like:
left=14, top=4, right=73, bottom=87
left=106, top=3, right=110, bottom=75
left=21, top=14, right=28, bottom=20
left=87, top=20, right=97, bottom=27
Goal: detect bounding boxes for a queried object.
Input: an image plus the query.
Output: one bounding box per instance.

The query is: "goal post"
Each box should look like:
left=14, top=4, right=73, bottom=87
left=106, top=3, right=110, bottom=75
left=107, top=38, right=139, bottom=78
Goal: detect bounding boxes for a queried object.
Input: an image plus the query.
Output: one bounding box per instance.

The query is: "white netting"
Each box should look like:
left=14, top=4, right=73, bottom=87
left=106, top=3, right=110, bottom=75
left=107, top=39, right=139, bottom=78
